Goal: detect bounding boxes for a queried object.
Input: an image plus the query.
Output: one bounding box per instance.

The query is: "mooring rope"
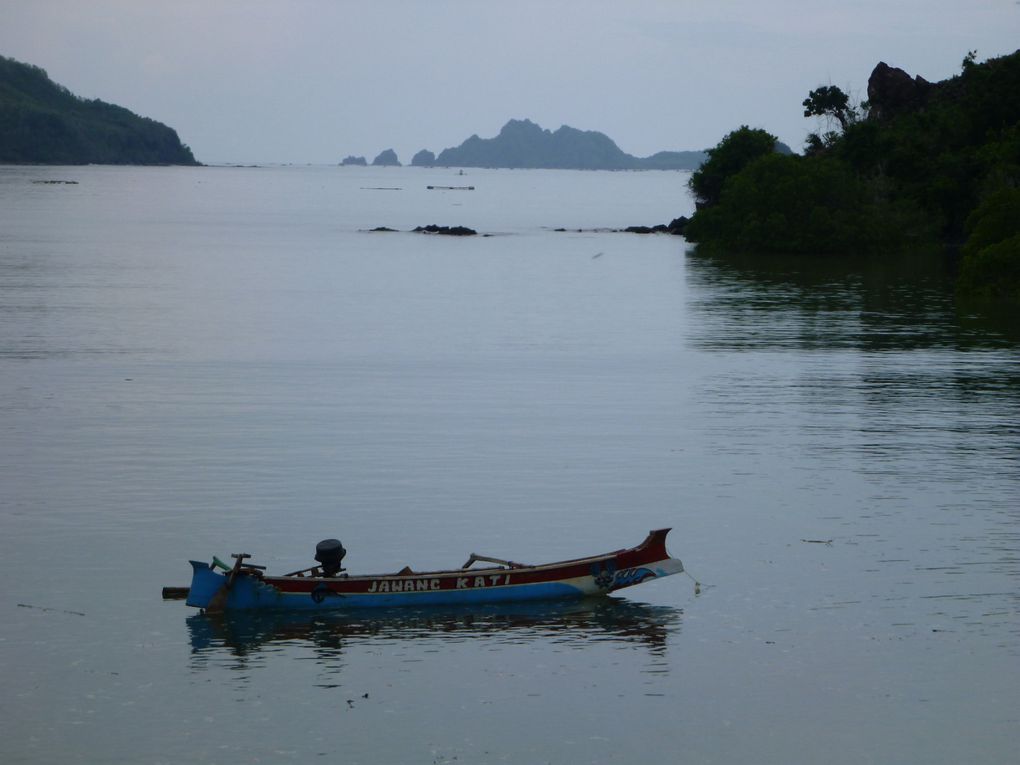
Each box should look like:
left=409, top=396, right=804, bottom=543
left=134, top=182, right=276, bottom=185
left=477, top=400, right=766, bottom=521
left=683, top=569, right=701, bottom=595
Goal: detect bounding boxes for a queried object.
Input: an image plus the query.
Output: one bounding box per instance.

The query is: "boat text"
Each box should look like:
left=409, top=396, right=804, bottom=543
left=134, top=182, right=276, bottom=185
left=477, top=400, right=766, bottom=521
left=367, top=574, right=512, bottom=593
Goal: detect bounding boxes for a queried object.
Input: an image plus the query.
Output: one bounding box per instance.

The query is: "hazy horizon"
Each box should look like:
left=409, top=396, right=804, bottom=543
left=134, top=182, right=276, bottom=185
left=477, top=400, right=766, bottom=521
left=2, top=1, right=1018, bottom=165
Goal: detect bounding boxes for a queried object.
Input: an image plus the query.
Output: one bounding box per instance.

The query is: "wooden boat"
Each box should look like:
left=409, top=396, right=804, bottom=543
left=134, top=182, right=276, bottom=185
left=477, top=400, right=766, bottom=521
left=184, top=529, right=684, bottom=612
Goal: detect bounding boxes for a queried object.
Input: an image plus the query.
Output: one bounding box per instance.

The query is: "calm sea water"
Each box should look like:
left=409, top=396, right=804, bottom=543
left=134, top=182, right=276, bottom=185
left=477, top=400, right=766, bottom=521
left=1, top=165, right=1017, bottom=764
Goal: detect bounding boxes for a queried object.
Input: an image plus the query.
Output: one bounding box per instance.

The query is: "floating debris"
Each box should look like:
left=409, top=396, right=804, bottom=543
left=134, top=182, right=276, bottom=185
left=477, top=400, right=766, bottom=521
left=18, top=603, right=85, bottom=616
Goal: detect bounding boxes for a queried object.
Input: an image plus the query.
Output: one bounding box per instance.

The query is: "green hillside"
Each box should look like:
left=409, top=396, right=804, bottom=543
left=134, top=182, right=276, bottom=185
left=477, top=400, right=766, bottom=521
left=0, top=55, right=198, bottom=165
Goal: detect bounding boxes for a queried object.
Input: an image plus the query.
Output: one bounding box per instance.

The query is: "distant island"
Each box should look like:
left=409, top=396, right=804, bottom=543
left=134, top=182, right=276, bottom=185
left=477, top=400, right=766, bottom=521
left=413, top=119, right=712, bottom=170
left=372, top=148, right=400, bottom=166
left=0, top=55, right=198, bottom=165
left=342, top=119, right=755, bottom=171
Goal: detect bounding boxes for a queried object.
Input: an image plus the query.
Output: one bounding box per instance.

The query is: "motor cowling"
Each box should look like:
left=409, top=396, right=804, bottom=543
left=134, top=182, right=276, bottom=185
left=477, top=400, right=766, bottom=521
left=314, top=538, right=346, bottom=576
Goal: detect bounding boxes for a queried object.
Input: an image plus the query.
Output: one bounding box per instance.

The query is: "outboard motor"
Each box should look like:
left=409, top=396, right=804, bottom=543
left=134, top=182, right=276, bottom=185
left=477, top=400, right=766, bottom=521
left=314, top=538, right=346, bottom=577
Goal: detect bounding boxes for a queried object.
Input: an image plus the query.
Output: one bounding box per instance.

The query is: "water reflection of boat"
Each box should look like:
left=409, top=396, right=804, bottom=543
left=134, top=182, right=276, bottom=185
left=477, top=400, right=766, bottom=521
left=187, top=598, right=682, bottom=662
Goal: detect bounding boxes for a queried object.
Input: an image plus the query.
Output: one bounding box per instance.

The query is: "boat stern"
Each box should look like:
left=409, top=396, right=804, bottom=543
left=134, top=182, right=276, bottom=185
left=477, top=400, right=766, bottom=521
left=185, top=561, right=226, bottom=608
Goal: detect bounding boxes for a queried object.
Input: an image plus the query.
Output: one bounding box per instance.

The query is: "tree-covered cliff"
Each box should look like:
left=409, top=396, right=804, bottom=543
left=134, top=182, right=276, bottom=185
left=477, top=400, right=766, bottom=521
left=0, top=55, right=198, bottom=165
left=684, top=50, right=1020, bottom=301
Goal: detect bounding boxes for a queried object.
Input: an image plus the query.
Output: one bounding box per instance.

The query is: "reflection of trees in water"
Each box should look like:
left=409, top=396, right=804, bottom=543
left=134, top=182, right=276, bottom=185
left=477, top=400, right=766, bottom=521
left=187, top=598, right=682, bottom=671
left=683, top=249, right=1020, bottom=475
left=684, top=250, right=1020, bottom=352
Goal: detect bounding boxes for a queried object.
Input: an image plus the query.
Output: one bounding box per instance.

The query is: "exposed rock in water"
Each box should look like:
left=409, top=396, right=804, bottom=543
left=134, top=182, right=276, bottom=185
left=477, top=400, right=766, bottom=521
left=553, top=216, right=689, bottom=235
left=667, top=216, right=689, bottom=235
left=413, top=224, right=477, bottom=236
left=623, top=225, right=666, bottom=234
left=620, top=217, right=689, bottom=235
left=341, top=155, right=367, bottom=166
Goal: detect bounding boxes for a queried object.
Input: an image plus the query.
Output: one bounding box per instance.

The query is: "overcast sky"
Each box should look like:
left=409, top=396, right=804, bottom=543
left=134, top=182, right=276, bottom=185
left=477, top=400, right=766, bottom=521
left=2, top=0, right=1018, bottom=164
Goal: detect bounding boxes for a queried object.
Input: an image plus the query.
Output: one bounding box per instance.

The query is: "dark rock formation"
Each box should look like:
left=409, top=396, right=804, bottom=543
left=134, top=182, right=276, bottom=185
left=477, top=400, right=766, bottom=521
left=372, top=149, right=401, bottom=166
left=621, top=217, right=689, bottom=235
left=552, top=216, right=690, bottom=236
left=411, top=149, right=436, bottom=166
left=341, top=155, right=367, bottom=166
left=867, top=62, right=933, bottom=121
left=413, top=224, right=477, bottom=236
left=668, top=216, right=689, bottom=235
